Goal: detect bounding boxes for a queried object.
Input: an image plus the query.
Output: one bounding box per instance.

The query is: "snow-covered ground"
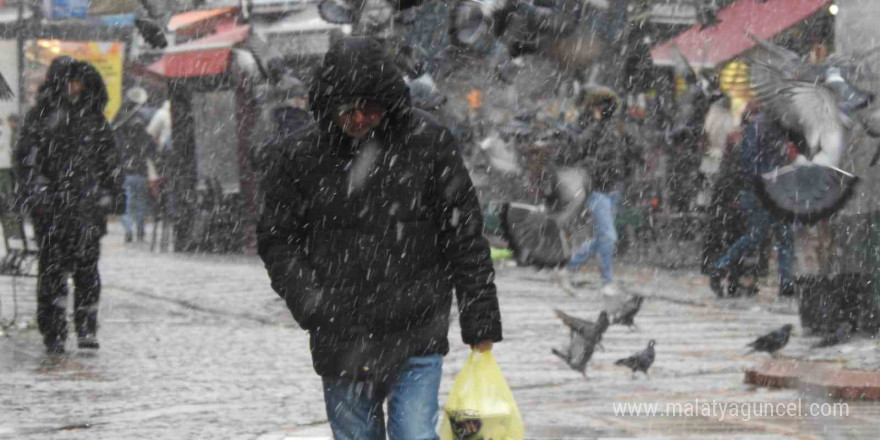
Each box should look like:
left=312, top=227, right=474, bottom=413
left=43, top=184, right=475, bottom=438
left=1, top=223, right=878, bottom=439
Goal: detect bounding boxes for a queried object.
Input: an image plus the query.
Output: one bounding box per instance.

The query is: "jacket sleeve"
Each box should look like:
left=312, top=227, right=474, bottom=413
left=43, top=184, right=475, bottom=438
left=256, top=145, right=321, bottom=330
left=432, top=131, right=503, bottom=345
left=739, top=121, right=760, bottom=180
left=96, top=120, right=124, bottom=202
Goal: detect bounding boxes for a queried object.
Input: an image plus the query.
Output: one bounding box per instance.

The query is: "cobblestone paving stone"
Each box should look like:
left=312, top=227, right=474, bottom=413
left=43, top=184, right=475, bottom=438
left=2, top=225, right=879, bottom=439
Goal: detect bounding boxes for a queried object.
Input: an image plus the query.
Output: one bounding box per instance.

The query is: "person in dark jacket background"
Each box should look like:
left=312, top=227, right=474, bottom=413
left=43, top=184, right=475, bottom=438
left=14, top=56, right=123, bottom=354
left=702, top=105, right=770, bottom=297
left=250, top=90, right=311, bottom=188
left=712, top=105, right=794, bottom=297
left=257, top=37, right=502, bottom=439
left=561, top=86, right=643, bottom=296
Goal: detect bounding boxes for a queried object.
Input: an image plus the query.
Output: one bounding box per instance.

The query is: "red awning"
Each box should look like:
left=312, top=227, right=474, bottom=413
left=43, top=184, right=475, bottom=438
left=651, top=0, right=831, bottom=68
left=167, top=7, right=239, bottom=35
left=147, top=25, right=250, bottom=78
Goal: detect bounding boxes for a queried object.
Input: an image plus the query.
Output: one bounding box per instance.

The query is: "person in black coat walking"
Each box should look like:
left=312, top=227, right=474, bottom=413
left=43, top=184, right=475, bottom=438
left=115, top=89, right=157, bottom=243
left=257, top=37, right=502, bottom=439
left=701, top=108, right=770, bottom=297
left=711, top=103, right=795, bottom=298
left=14, top=56, right=123, bottom=354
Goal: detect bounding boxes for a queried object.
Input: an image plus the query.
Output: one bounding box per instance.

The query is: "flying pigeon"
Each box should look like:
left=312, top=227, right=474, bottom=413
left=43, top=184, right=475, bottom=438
left=318, top=0, right=428, bottom=27
left=230, top=33, right=286, bottom=85
left=231, top=48, right=268, bottom=84
left=746, top=324, right=794, bottom=356
left=552, top=310, right=609, bottom=376
left=665, top=44, right=724, bottom=146
left=450, top=0, right=603, bottom=68
left=555, top=309, right=609, bottom=349
left=748, top=35, right=879, bottom=223
left=134, top=17, right=168, bottom=49
left=812, top=322, right=853, bottom=349
left=479, top=133, right=520, bottom=174
left=694, top=0, right=721, bottom=30
left=608, top=294, right=645, bottom=330
left=449, top=0, right=517, bottom=48
left=615, top=339, right=655, bottom=379
left=318, top=0, right=360, bottom=24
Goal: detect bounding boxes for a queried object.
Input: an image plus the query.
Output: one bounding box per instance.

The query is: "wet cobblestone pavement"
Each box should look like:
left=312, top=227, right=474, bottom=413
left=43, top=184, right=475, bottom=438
left=2, top=225, right=879, bottom=439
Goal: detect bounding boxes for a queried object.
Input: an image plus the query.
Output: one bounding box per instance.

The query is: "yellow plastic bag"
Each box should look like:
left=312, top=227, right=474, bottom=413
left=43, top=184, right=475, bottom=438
left=440, top=350, right=524, bottom=440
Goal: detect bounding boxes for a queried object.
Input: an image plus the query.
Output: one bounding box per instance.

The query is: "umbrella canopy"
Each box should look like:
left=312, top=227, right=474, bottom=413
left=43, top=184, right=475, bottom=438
left=755, top=164, right=858, bottom=224
left=500, top=202, right=571, bottom=268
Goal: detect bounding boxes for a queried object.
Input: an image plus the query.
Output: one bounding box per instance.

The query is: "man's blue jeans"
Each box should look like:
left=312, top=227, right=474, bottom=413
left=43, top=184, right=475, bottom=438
left=322, top=355, right=443, bottom=440
left=121, top=174, right=150, bottom=238
left=568, top=190, right=619, bottom=285
left=715, top=190, right=793, bottom=287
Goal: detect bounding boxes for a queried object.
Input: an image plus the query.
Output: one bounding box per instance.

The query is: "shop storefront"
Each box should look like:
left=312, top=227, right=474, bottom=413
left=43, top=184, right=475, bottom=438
left=139, top=3, right=346, bottom=254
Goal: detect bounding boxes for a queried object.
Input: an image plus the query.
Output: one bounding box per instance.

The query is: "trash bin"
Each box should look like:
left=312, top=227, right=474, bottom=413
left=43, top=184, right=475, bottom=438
left=806, top=212, right=880, bottom=335
left=798, top=273, right=873, bottom=335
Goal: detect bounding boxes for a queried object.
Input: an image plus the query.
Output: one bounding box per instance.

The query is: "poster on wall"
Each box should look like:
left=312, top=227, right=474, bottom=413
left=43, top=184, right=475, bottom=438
left=193, top=91, right=240, bottom=193
left=25, top=40, right=125, bottom=121
left=0, top=40, right=19, bottom=172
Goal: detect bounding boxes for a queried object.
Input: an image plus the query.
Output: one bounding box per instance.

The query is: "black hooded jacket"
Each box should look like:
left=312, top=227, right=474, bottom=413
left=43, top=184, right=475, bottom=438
left=115, top=105, right=157, bottom=177
left=257, top=38, right=502, bottom=379
left=14, top=56, right=122, bottom=234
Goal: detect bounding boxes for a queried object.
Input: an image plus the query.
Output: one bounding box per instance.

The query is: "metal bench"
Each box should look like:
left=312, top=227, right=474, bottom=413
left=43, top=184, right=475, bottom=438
left=0, top=203, right=39, bottom=330
left=1, top=211, right=38, bottom=278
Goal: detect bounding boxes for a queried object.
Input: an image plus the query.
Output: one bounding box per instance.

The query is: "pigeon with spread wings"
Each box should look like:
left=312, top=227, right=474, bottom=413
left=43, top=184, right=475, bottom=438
left=552, top=310, right=609, bottom=376
left=748, top=35, right=879, bottom=223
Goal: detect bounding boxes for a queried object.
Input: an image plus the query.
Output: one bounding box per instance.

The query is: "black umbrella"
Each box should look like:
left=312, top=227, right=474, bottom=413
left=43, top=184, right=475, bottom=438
left=500, top=202, right=570, bottom=268
left=755, top=163, right=858, bottom=224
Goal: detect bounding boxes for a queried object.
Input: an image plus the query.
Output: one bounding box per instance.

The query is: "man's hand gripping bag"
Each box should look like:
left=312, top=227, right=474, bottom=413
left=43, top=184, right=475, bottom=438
left=440, top=350, right=524, bottom=440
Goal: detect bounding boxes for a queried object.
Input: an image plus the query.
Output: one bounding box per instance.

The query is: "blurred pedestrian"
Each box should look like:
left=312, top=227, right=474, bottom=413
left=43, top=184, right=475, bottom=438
left=250, top=89, right=311, bottom=223
left=0, top=117, right=11, bottom=202
left=14, top=56, right=123, bottom=354
left=146, top=100, right=171, bottom=153
left=145, top=100, right=174, bottom=250
left=561, top=86, right=644, bottom=296
left=702, top=103, right=770, bottom=297
left=115, top=87, right=157, bottom=243
left=711, top=103, right=795, bottom=297
left=257, top=37, right=502, bottom=439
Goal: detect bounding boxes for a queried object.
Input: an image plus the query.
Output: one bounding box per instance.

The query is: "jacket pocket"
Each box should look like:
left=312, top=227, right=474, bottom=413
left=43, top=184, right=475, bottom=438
left=367, top=277, right=453, bottom=333
left=300, top=285, right=360, bottom=333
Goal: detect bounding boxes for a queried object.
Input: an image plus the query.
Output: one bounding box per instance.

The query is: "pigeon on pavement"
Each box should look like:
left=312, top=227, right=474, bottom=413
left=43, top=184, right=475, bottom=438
left=615, top=339, right=656, bottom=379
left=747, top=324, right=794, bottom=356
left=609, top=294, right=645, bottom=330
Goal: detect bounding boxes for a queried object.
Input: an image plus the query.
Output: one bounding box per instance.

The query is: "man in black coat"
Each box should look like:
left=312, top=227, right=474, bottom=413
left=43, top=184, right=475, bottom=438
left=257, top=37, right=502, bottom=439
left=14, top=56, right=123, bottom=354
